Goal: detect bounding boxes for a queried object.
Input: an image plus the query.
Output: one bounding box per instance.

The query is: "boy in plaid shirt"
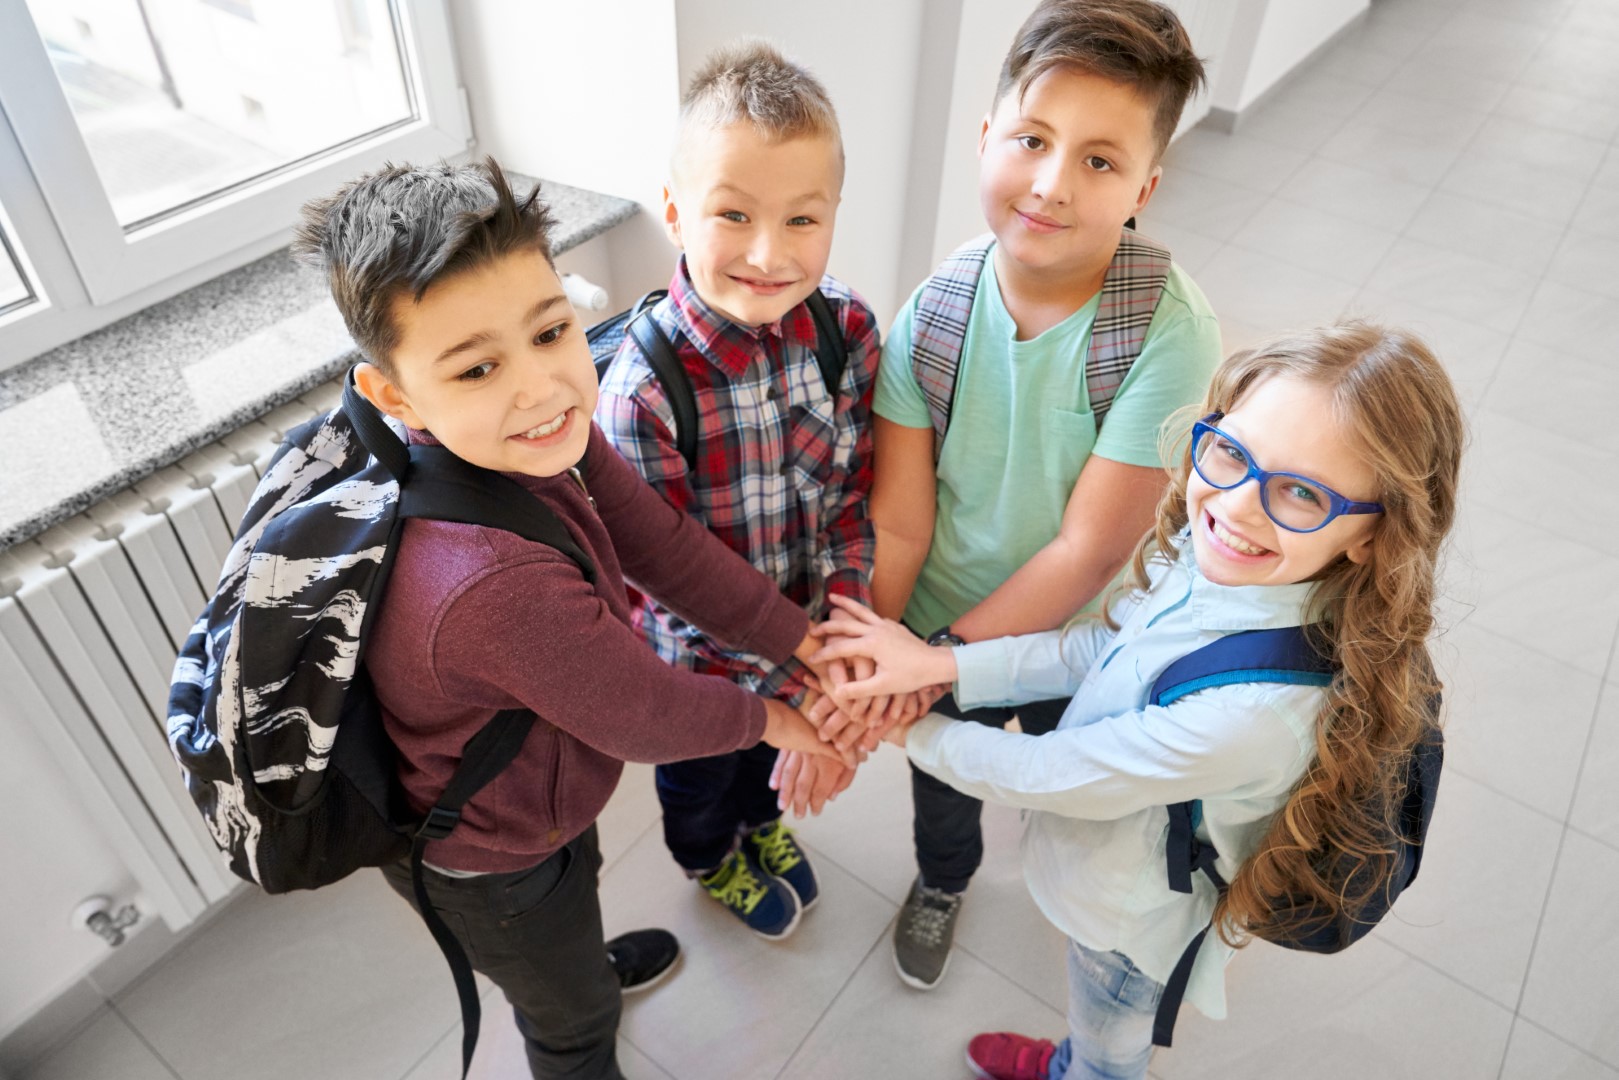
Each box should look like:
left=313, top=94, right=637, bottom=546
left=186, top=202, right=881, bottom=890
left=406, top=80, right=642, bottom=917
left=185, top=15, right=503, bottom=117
left=595, top=41, right=880, bottom=939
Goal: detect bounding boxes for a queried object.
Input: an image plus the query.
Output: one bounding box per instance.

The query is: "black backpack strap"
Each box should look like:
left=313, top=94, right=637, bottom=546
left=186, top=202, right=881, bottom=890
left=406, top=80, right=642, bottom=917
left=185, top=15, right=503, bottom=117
left=410, top=707, right=536, bottom=1080
left=402, top=444, right=595, bottom=585
left=627, top=311, right=700, bottom=472
left=343, top=368, right=410, bottom=481
left=805, top=288, right=848, bottom=403
left=1147, top=626, right=1333, bottom=1048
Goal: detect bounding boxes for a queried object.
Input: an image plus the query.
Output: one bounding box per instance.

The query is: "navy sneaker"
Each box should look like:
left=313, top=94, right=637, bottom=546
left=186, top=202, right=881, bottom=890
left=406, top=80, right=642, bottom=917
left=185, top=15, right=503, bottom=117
left=746, top=820, right=819, bottom=911
left=697, top=847, right=801, bottom=939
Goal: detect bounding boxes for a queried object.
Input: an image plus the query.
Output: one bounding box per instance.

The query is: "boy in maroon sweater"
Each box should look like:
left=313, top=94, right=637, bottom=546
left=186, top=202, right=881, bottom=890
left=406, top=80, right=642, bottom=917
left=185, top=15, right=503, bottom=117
left=293, top=158, right=844, bottom=1080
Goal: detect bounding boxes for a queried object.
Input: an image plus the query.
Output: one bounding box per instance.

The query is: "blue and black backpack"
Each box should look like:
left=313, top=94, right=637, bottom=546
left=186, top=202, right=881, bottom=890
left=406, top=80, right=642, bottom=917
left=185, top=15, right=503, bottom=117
left=1148, top=626, right=1443, bottom=1047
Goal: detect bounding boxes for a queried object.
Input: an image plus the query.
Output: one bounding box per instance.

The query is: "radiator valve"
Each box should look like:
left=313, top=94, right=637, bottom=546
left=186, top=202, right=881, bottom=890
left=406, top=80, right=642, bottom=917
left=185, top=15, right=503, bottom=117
left=73, top=896, right=140, bottom=948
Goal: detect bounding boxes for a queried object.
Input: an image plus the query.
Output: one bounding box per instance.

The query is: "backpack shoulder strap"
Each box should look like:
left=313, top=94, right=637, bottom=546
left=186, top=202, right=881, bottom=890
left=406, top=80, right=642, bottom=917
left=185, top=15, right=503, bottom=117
left=1150, top=625, right=1334, bottom=710
left=410, top=705, right=535, bottom=1080
left=626, top=309, right=701, bottom=473
left=1149, top=624, right=1335, bottom=1052
left=1153, top=626, right=1335, bottom=894
left=401, top=445, right=596, bottom=585
left=590, top=289, right=666, bottom=384
left=911, top=234, right=994, bottom=460
left=805, top=287, right=848, bottom=403
left=1085, top=227, right=1172, bottom=428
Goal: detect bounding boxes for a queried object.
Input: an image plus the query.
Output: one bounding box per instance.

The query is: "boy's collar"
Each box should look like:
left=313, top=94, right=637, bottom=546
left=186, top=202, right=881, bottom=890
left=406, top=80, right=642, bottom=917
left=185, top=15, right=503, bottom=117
left=669, top=257, right=819, bottom=375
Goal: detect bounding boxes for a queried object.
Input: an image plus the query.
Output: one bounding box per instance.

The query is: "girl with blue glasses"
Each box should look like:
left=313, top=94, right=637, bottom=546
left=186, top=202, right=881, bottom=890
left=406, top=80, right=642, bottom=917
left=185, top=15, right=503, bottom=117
left=810, top=322, right=1465, bottom=1080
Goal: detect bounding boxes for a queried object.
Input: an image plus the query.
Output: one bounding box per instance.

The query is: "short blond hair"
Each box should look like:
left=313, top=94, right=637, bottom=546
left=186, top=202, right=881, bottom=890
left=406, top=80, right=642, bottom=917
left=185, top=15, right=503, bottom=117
left=677, top=39, right=841, bottom=150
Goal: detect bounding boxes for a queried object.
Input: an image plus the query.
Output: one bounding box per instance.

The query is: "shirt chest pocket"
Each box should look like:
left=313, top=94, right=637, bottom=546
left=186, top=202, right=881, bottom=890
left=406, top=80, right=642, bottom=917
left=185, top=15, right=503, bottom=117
left=784, top=391, right=840, bottom=487
left=1041, top=407, right=1099, bottom=483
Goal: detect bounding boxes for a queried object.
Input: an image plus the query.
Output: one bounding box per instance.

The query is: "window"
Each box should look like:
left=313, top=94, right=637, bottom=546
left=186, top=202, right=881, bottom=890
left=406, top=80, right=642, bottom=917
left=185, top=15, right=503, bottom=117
left=0, top=225, right=30, bottom=317
left=0, top=0, right=468, bottom=370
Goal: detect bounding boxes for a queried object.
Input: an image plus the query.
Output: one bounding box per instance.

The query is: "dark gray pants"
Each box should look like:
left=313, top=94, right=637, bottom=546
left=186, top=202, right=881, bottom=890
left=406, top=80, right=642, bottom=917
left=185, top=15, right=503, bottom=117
left=910, top=694, right=1067, bottom=893
left=381, top=825, right=623, bottom=1080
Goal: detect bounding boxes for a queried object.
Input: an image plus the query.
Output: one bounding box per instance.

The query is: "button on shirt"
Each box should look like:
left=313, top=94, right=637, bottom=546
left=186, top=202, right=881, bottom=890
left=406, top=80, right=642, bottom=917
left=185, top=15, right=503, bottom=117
left=596, top=259, right=880, bottom=703
left=905, top=535, right=1326, bottom=1019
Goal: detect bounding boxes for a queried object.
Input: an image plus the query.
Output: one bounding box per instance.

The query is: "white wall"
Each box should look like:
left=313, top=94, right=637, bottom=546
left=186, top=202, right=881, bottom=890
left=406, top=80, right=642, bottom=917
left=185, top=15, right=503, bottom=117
left=0, top=698, right=140, bottom=1037
left=447, top=0, right=683, bottom=312
left=928, top=0, right=1244, bottom=272
left=451, top=0, right=928, bottom=328
left=1211, top=0, right=1368, bottom=113
left=671, top=0, right=927, bottom=327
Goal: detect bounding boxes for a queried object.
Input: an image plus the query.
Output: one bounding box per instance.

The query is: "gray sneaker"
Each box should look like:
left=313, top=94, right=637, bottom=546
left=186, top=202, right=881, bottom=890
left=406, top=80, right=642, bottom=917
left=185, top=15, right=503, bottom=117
left=893, top=876, right=963, bottom=990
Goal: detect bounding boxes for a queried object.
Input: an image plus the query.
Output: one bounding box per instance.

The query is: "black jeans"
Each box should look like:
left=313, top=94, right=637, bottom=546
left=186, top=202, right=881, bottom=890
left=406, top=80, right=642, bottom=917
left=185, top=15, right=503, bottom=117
left=380, top=825, right=623, bottom=1080
left=655, top=741, right=782, bottom=872
left=910, top=693, right=1068, bottom=893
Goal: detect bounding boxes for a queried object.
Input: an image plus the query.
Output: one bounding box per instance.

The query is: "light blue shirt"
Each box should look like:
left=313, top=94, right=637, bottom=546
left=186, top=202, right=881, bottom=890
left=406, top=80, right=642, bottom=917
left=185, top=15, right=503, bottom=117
left=906, top=535, right=1326, bottom=1019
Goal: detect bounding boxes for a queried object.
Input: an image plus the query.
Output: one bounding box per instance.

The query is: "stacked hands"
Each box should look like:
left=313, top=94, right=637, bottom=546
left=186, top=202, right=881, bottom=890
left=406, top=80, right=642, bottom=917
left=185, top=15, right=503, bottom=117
left=768, top=596, right=959, bottom=818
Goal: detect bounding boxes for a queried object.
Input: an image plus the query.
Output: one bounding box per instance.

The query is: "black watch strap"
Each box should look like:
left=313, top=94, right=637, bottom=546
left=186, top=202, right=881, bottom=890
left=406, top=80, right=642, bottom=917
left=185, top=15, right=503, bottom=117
left=927, top=626, right=966, bottom=648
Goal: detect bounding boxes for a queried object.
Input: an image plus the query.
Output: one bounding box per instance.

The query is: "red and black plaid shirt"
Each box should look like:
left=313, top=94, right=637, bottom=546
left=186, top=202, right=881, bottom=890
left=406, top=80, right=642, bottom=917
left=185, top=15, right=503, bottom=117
left=595, top=259, right=879, bottom=703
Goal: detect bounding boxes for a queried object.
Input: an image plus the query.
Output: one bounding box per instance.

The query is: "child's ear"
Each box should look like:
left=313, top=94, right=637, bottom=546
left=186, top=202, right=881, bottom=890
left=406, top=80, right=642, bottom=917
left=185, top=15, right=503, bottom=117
left=1344, top=528, right=1375, bottom=566
left=1133, top=164, right=1163, bottom=217
left=662, top=185, right=684, bottom=249
left=353, top=362, right=426, bottom=431
left=977, top=114, right=991, bottom=157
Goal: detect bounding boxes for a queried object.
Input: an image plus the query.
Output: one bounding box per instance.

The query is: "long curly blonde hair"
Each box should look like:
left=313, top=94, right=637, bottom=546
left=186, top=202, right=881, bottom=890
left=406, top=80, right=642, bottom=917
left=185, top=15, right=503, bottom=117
left=1113, top=321, right=1465, bottom=947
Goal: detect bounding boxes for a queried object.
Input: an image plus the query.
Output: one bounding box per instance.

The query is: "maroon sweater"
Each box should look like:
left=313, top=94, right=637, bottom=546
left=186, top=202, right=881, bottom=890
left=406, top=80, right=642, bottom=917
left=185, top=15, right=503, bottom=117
left=367, top=422, right=809, bottom=872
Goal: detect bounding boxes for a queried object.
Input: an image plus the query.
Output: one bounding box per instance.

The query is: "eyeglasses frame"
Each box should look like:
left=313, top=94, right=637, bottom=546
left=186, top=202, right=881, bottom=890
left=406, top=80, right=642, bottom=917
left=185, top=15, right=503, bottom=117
left=1189, top=412, right=1383, bottom=534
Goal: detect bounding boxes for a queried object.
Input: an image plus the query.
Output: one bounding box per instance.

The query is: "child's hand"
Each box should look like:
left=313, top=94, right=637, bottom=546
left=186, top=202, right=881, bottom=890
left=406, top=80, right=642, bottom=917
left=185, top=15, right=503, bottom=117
left=762, top=698, right=858, bottom=767
left=770, top=749, right=858, bottom=817
left=811, top=595, right=957, bottom=699
left=804, top=691, right=875, bottom=756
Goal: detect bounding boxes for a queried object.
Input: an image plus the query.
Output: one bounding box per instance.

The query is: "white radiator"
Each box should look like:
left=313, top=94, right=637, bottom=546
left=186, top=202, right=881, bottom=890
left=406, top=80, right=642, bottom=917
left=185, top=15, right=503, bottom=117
left=0, top=377, right=344, bottom=929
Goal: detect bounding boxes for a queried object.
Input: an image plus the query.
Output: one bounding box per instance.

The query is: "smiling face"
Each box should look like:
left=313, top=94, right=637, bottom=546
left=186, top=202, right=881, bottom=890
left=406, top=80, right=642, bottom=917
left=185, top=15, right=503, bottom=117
left=664, top=121, right=842, bottom=327
left=355, top=248, right=597, bottom=478
left=1186, top=374, right=1381, bottom=588
left=978, top=65, right=1162, bottom=286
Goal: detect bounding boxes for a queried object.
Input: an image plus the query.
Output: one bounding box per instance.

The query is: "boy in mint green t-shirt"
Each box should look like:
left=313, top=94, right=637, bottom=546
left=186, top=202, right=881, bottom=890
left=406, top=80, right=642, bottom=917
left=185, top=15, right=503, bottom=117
left=867, top=0, right=1221, bottom=992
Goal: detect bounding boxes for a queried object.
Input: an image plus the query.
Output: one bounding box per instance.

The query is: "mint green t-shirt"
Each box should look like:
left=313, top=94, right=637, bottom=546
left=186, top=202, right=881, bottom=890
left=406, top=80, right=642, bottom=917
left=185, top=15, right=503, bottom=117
left=874, top=245, right=1220, bottom=635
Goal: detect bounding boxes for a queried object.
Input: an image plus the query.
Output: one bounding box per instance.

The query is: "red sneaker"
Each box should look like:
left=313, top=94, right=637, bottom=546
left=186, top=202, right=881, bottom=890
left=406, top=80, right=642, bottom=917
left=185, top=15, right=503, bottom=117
left=966, top=1032, right=1058, bottom=1080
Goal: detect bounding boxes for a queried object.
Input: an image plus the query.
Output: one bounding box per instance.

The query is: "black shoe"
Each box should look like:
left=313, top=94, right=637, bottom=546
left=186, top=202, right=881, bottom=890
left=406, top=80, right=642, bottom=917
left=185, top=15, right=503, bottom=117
left=606, top=928, right=681, bottom=995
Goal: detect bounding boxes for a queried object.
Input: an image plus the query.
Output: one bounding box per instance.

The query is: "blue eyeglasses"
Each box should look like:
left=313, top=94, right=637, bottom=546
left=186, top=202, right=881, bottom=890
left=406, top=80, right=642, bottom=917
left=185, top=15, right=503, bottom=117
left=1190, top=413, right=1383, bottom=534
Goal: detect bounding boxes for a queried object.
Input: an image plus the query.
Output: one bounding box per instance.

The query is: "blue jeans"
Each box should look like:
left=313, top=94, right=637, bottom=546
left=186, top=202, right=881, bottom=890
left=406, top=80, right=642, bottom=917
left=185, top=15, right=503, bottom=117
left=1046, top=939, right=1164, bottom=1080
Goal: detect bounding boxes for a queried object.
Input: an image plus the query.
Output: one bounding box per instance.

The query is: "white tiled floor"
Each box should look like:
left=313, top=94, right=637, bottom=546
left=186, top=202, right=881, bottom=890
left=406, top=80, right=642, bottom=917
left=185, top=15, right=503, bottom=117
left=21, top=0, right=1619, bottom=1076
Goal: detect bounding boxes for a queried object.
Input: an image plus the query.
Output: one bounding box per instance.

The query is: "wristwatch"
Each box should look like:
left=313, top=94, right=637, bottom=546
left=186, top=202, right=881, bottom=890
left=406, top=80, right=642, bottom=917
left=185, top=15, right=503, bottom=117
left=926, top=626, right=966, bottom=648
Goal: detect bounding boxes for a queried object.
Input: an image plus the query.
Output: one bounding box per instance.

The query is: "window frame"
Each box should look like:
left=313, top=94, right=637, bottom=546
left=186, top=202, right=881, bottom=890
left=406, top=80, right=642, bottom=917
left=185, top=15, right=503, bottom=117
left=0, top=0, right=469, bottom=371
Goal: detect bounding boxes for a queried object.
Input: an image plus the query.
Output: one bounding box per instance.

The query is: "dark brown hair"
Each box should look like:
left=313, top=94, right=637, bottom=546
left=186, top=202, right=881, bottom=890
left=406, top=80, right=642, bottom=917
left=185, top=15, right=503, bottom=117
left=291, top=156, right=555, bottom=377
left=995, top=0, right=1206, bottom=157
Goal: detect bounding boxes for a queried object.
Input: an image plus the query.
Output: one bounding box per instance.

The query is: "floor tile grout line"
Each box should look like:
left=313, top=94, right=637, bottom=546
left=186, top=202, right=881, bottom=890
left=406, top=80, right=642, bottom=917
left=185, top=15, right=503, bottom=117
left=104, top=1001, right=184, bottom=1080
left=1368, top=930, right=1530, bottom=1017
left=1508, top=1012, right=1619, bottom=1074
left=1439, top=609, right=1615, bottom=700
left=792, top=836, right=905, bottom=912
left=1555, top=614, right=1619, bottom=828
left=599, top=815, right=661, bottom=881
left=1439, top=762, right=1572, bottom=833
left=1562, top=819, right=1619, bottom=859
left=771, top=918, right=892, bottom=1080
left=951, top=939, right=1069, bottom=1017
left=1498, top=615, right=1619, bottom=1065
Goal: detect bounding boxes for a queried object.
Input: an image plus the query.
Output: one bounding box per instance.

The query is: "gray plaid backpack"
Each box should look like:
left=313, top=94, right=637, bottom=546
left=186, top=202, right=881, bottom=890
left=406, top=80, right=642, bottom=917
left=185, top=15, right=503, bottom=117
left=911, top=225, right=1172, bottom=458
